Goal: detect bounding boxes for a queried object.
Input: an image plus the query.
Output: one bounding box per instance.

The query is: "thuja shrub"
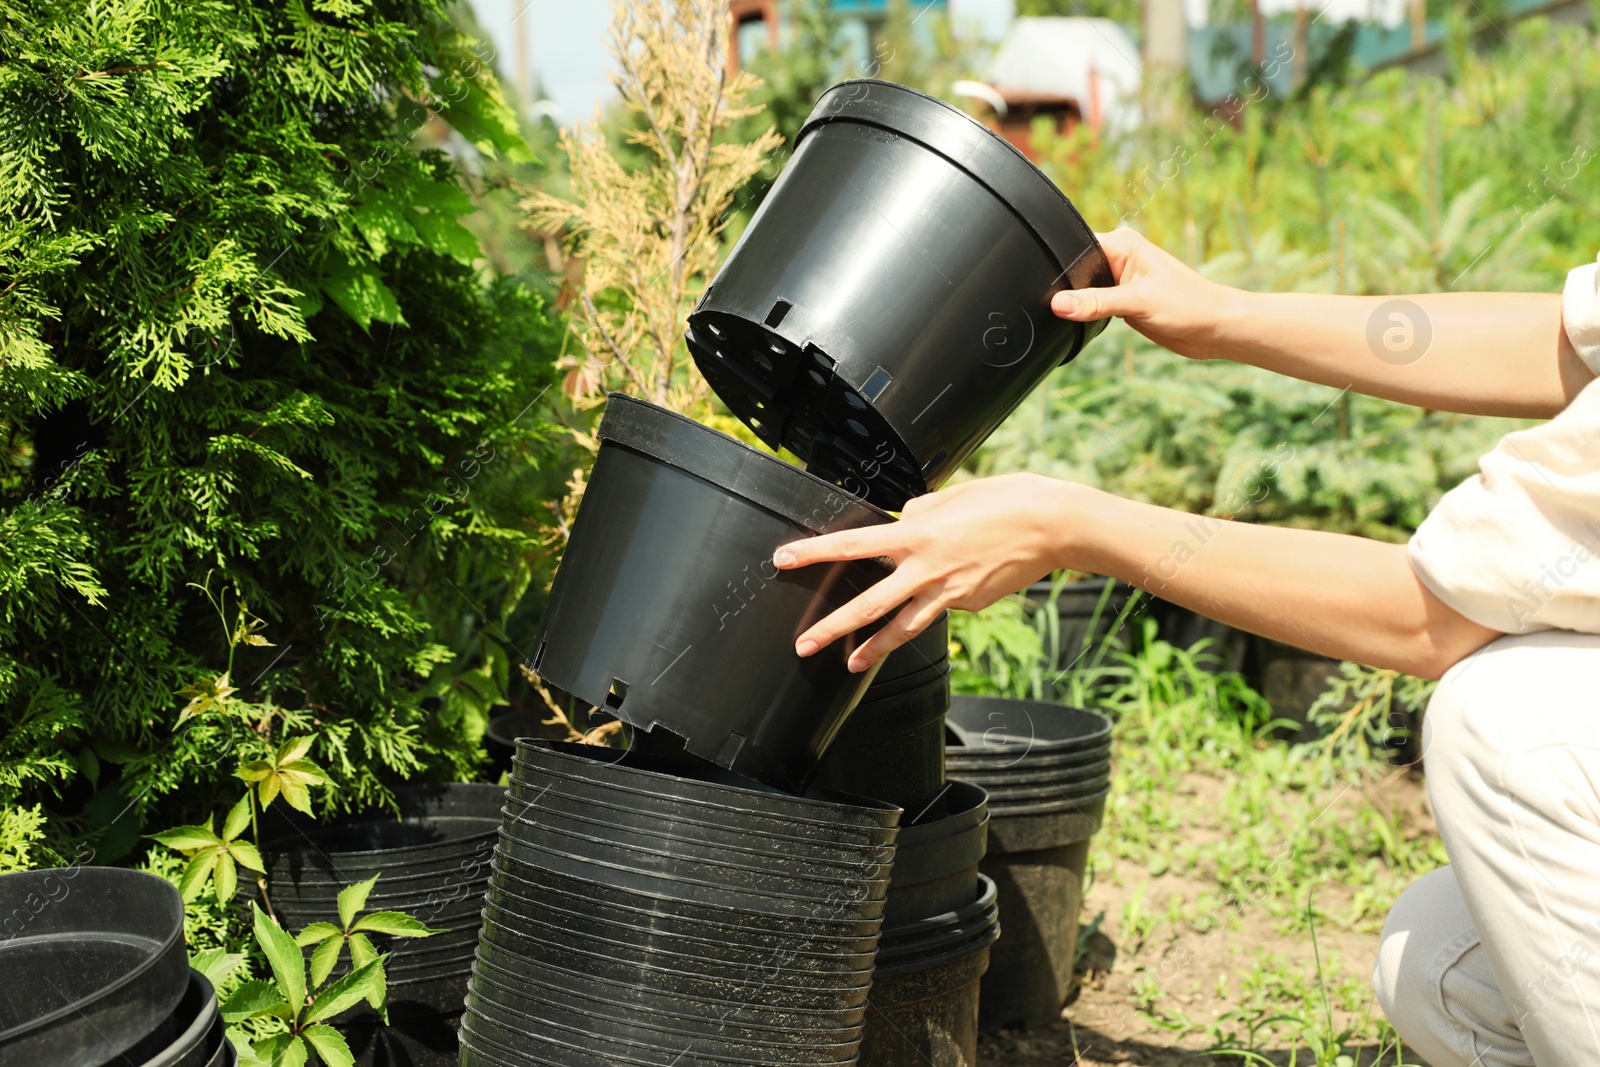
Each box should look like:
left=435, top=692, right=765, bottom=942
left=0, top=0, right=560, bottom=868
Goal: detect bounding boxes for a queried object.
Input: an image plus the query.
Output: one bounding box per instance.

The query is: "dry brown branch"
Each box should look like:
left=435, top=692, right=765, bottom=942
left=521, top=0, right=781, bottom=422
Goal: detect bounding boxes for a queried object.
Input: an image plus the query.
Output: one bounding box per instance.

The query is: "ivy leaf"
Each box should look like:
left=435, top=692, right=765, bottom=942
left=337, top=873, right=380, bottom=930
left=222, top=793, right=252, bottom=841
left=251, top=903, right=306, bottom=1017
left=190, top=948, right=247, bottom=989
left=155, top=793, right=260, bottom=901
left=176, top=851, right=219, bottom=902
left=302, top=1024, right=355, bottom=1067
left=351, top=911, right=441, bottom=938
left=152, top=821, right=222, bottom=853
left=348, top=932, right=378, bottom=971
left=213, top=851, right=237, bottom=904
left=228, top=838, right=265, bottom=875
left=308, top=934, right=343, bottom=988
left=228, top=1028, right=269, bottom=1067
left=252, top=1033, right=307, bottom=1067
left=304, top=957, right=386, bottom=1024
left=294, top=922, right=343, bottom=948
left=177, top=672, right=237, bottom=723
left=239, top=736, right=331, bottom=814
left=220, top=978, right=290, bottom=1023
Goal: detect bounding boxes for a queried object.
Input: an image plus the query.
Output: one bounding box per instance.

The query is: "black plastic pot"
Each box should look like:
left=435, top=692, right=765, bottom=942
left=946, top=695, right=1112, bottom=764
left=473, top=948, right=862, bottom=1044
left=513, top=740, right=901, bottom=850
left=494, top=830, right=889, bottom=922
left=505, top=773, right=892, bottom=874
left=459, top=1008, right=858, bottom=1067
left=485, top=858, right=883, bottom=953
left=0, top=868, right=188, bottom=1067
left=478, top=886, right=875, bottom=989
left=104, top=968, right=219, bottom=1067
left=529, top=394, right=897, bottom=792
left=811, top=667, right=949, bottom=813
left=1021, top=578, right=1140, bottom=671
left=880, top=780, right=987, bottom=927
left=482, top=891, right=873, bottom=980
left=257, top=783, right=504, bottom=880
left=862, top=612, right=949, bottom=691
left=1148, top=598, right=1249, bottom=674
left=687, top=80, right=1112, bottom=510
left=975, top=788, right=1109, bottom=1033
left=335, top=1003, right=462, bottom=1067
left=859, top=876, right=1000, bottom=1067
left=470, top=920, right=870, bottom=1033
left=466, top=960, right=862, bottom=1063
left=483, top=706, right=569, bottom=781
left=495, top=820, right=886, bottom=915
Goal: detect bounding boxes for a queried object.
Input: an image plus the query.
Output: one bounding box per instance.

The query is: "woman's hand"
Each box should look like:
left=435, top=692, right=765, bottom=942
left=1052, top=228, right=1239, bottom=360
left=774, top=474, right=1079, bottom=672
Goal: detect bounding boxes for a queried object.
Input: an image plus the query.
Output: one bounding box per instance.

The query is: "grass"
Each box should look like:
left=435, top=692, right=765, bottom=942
left=958, top=590, right=1441, bottom=1066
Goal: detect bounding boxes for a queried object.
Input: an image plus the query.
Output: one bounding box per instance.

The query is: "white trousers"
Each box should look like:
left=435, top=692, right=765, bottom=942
left=1373, top=632, right=1600, bottom=1066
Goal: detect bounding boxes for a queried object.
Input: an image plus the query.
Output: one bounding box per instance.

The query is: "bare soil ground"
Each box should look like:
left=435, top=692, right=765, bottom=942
left=981, top=769, right=1436, bottom=1067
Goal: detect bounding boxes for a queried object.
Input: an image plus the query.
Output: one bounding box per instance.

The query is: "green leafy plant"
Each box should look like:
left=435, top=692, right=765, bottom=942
left=152, top=794, right=264, bottom=905
left=0, top=0, right=561, bottom=875
left=293, top=874, right=442, bottom=994
left=223, top=904, right=390, bottom=1067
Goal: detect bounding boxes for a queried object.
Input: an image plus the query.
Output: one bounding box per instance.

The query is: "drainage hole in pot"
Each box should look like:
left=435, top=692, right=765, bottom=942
left=807, top=369, right=828, bottom=389
left=753, top=349, right=773, bottom=372
left=846, top=418, right=869, bottom=438
left=764, top=299, right=792, bottom=328
left=769, top=340, right=785, bottom=356
left=605, top=678, right=630, bottom=711
left=843, top=391, right=867, bottom=411
left=707, top=321, right=723, bottom=338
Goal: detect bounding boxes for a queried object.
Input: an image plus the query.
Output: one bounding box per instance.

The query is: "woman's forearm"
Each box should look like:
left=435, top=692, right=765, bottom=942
left=1062, top=484, right=1499, bottom=679
left=1202, top=290, right=1585, bottom=419
left=1052, top=231, right=1587, bottom=418
left=778, top=473, right=1501, bottom=679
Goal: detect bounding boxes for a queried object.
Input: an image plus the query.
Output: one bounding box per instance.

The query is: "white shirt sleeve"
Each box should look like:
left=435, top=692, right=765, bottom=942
left=1408, top=259, right=1600, bottom=635
left=1563, top=253, right=1600, bottom=374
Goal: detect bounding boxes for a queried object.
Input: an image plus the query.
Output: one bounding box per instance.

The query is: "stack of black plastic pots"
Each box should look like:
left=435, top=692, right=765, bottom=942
left=0, top=868, right=234, bottom=1067
left=814, top=614, right=950, bottom=812
left=505, top=74, right=1114, bottom=1067
left=250, top=783, right=503, bottom=1066
left=946, top=696, right=1113, bottom=1032
left=460, top=739, right=899, bottom=1067
left=814, top=623, right=1000, bottom=1067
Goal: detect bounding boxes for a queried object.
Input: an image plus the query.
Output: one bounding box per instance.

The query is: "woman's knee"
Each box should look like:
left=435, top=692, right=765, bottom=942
left=1375, top=867, right=1533, bottom=1067
left=1374, top=868, right=1465, bottom=1024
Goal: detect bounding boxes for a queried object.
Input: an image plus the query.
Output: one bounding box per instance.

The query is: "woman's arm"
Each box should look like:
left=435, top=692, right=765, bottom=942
left=1053, top=230, right=1589, bottom=419
left=776, top=474, right=1501, bottom=678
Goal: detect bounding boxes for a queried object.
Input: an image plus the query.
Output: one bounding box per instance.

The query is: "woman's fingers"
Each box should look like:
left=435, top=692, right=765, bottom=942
left=773, top=523, right=903, bottom=571
left=793, top=569, right=924, bottom=663
left=845, top=595, right=947, bottom=673
left=1052, top=283, right=1136, bottom=322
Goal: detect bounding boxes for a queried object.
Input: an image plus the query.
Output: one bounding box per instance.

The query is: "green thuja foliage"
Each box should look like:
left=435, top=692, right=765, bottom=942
left=0, top=0, right=560, bottom=870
